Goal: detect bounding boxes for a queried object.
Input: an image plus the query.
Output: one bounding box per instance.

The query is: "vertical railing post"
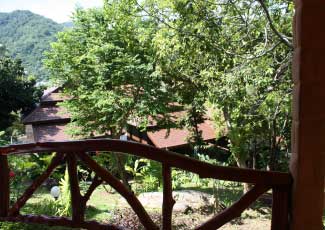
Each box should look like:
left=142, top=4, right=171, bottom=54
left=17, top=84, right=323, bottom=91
left=162, top=164, right=175, bottom=230
left=291, top=0, right=325, bottom=229
left=0, top=155, right=9, bottom=217
left=67, top=153, right=83, bottom=225
left=8, top=153, right=65, bottom=216
left=271, top=186, right=290, bottom=230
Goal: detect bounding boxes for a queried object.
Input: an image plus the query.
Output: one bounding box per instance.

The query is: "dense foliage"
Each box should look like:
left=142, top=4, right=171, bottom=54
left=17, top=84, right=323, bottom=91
left=0, top=2, right=296, bottom=229
left=0, top=10, right=64, bottom=82
left=45, top=2, right=182, bottom=187
left=45, top=0, right=293, bottom=177
left=45, top=4, right=174, bottom=138
left=145, top=0, right=293, bottom=172
left=0, top=54, right=41, bottom=133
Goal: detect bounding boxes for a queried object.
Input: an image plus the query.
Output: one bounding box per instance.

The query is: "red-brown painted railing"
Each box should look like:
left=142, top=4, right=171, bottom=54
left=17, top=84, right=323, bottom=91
left=0, top=139, right=292, bottom=230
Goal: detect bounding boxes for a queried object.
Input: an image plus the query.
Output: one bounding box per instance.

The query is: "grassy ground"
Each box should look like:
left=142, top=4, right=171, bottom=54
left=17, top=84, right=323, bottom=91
left=6, top=182, right=272, bottom=230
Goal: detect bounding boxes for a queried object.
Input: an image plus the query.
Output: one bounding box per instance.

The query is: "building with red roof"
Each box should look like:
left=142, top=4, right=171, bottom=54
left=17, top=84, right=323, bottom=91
left=23, top=88, right=217, bottom=151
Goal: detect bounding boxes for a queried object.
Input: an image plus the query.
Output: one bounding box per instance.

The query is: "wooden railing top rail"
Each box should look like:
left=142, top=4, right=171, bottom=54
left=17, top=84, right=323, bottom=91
left=0, top=139, right=292, bottom=186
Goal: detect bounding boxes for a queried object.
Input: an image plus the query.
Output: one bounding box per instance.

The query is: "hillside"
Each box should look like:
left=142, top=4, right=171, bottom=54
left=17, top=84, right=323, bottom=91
left=0, top=10, right=65, bottom=82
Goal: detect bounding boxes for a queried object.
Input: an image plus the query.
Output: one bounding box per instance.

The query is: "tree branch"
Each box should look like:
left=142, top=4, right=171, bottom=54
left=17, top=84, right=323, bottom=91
left=256, top=0, right=293, bottom=49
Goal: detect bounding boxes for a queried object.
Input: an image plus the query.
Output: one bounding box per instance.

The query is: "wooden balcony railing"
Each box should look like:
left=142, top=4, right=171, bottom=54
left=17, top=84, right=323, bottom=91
left=0, top=139, right=292, bottom=229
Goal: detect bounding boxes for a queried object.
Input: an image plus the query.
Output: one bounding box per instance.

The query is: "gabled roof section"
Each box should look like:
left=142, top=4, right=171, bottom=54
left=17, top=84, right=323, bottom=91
left=22, top=106, right=70, bottom=125
left=41, top=86, right=61, bottom=100
left=40, top=86, right=71, bottom=106
left=23, top=86, right=71, bottom=125
left=147, top=119, right=216, bottom=149
left=41, top=93, right=70, bottom=105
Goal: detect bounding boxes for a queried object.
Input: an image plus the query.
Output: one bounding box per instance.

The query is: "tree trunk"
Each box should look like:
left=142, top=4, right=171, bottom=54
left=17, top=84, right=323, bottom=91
left=114, top=152, right=131, bottom=190
left=268, top=119, right=277, bottom=171
left=236, top=158, right=253, bottom=193
left=112, top=130, right=131, bottom=190
left=222, top=108, right=252, bottom=193
left=252, top=138, right=257, bottom=170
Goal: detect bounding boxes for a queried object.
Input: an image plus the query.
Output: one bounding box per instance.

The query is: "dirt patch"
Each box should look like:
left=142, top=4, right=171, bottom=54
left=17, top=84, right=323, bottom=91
left=112, top=190, right=271, bottom=229
left=110, top=206, right=271, bottom=229
left=121, top=190, right=215, bottom=212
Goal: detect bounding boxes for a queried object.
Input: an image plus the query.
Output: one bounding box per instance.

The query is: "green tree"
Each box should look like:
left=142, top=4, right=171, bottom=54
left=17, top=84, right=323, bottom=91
left=0, top=55, right=41, bottom=133
left=0, top=10, right=65, bottom=82
left=205, top=0, right=293, bottom=173
left=45, top=1, right=174, bottom=187
left=46, top=0, right=293, bottom=192
left=142, top=0, right=293, bottom=177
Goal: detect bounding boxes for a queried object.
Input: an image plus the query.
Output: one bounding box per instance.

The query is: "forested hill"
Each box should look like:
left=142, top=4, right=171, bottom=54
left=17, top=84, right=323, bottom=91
left=0, top=10, right=65, bottom=82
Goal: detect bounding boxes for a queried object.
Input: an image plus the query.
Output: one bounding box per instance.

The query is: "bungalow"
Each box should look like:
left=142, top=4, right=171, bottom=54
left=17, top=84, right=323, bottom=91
left=22, top=87, right=218, bottom=152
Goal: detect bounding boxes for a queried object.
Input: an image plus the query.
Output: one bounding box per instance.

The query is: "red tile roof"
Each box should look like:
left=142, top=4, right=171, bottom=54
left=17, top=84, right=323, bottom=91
left=25, top=88, right=217, bottom=148
left=147, top=119, right=216, bottom=149
left=23, top=106, right=70, bottom=124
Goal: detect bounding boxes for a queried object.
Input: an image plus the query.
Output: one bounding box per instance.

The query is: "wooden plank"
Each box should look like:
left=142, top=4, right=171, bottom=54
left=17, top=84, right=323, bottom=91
left=271, top=186, right=290, bottom=230
left=76, top=152, right=159, bottom=230
left=9, top=153, right=64, bottom=216
left=66, top=154, right=83, bottom=224
left=290, top=0, right=325, bottom=229
left=0, top=215, right=126, bottom=230
left=162, top=164, right=175, bottom=230
left=0, top=140, right=292, bottom=186
left=0, top=155, right=9, bottom=217
left=195, top=184, right=270, bottom=230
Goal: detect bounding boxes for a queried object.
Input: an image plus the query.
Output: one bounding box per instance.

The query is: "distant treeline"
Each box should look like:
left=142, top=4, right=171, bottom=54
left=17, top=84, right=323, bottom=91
left=0, top=10, right=70, bottom=82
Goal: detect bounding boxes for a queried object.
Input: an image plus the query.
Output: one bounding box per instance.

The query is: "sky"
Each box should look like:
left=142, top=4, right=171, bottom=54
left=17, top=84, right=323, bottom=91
left=0, top=0, right=103, bottom=23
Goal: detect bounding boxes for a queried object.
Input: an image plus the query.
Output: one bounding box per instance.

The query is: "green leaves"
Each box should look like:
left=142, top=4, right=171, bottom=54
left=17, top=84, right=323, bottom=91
left=45, top=0, right=292, bottom=171
left=0, top=55, right=42, bottom=131
left=0, top=11, right=64, bottom=81
left=144, top=0, right=292, bottom=170
left=45, top=3, right=173, bottom=137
